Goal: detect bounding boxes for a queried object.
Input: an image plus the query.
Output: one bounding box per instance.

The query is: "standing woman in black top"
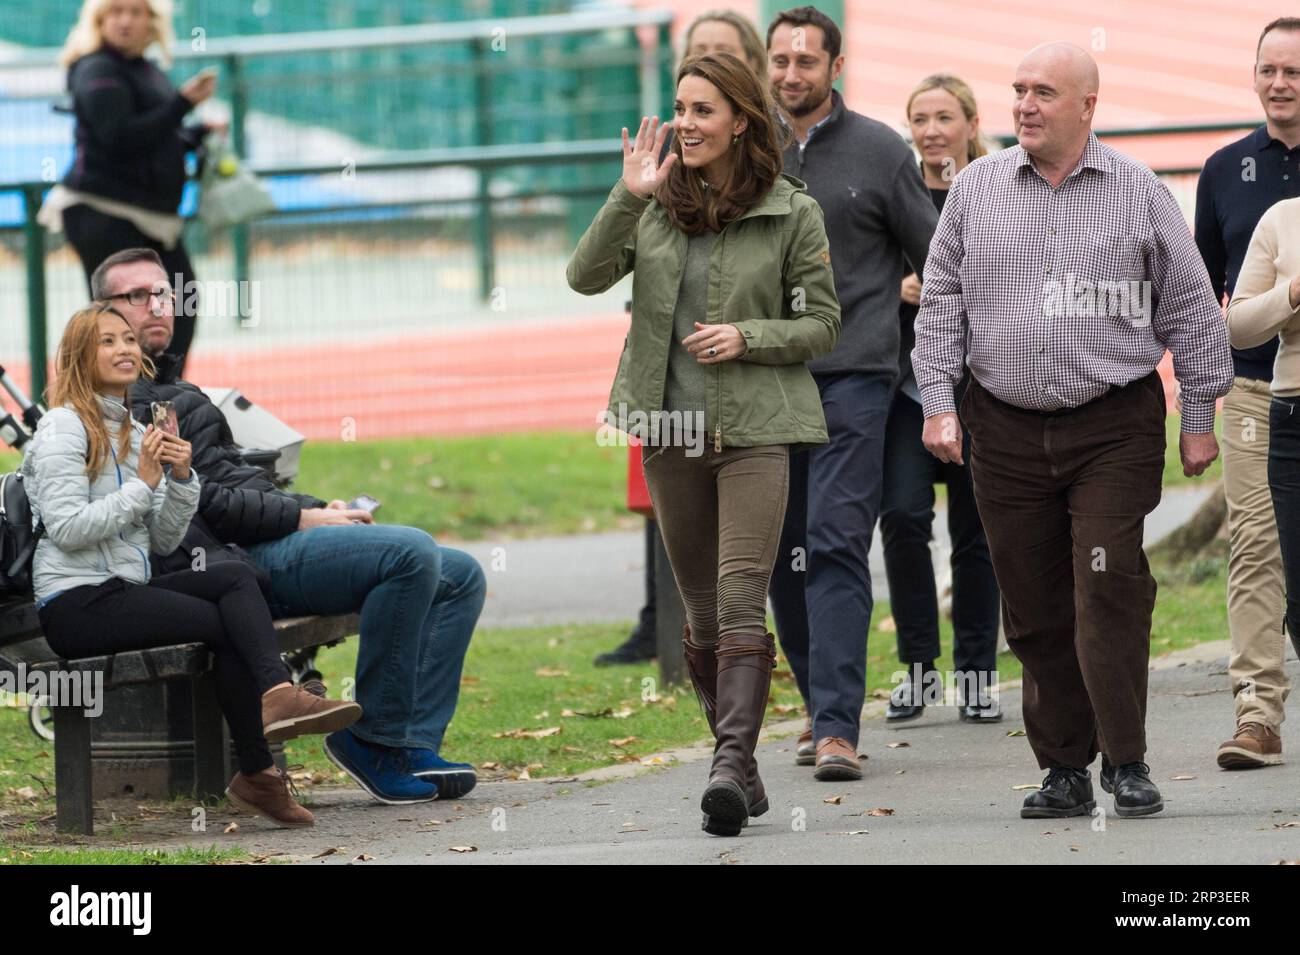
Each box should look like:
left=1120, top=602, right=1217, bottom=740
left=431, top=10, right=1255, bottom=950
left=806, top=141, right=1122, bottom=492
left=41, top=0, right=220, bottom=371
left=881, top=74, right=1004, bottom=723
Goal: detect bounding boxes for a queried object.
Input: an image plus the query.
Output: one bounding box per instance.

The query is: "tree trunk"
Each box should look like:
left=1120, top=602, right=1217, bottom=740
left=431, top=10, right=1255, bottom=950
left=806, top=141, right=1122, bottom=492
left=1148, top=480, right=1226, bottom=563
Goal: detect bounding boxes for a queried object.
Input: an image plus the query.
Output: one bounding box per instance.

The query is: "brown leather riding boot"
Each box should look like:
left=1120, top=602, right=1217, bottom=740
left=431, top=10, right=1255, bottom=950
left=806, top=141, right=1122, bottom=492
left=682, top=628, right=768, bottom=821
left=699, top=631, right=776, bottom=836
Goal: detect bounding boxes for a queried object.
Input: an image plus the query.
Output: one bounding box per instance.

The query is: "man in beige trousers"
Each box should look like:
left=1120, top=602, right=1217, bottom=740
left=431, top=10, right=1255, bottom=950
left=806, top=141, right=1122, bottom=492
left=1193, top=18, right=1300, bottom=768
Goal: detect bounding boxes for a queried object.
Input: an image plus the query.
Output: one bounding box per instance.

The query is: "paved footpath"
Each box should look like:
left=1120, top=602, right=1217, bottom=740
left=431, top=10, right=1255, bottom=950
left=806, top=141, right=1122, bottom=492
left=147, top=639, right=1300, bottom=865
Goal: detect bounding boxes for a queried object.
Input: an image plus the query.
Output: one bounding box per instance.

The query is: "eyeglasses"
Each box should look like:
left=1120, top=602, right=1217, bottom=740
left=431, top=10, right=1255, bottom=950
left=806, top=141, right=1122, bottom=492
left=105, top=287, right=175, bottom=307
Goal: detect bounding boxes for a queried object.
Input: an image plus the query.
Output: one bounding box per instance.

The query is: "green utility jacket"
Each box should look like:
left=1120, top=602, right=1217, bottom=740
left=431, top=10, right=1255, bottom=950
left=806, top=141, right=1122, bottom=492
left=567, top=174, right=841, bottom=450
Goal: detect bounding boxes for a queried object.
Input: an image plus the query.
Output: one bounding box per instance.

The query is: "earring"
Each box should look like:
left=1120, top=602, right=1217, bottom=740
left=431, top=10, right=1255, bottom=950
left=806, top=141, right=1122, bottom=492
left=733, top=135, right=740, bottom=147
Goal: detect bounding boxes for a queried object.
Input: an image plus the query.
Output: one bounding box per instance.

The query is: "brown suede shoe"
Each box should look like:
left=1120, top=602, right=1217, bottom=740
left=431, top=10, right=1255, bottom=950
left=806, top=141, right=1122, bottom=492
left=262, top=684, right=362, bottom=743
left=1216, top=722, right=1283, bottom=769
left=814, top=736, right=863, bottom=781
left=226, top=769, right=314, bottom=828
left=795, top=719, right=816, bottom=766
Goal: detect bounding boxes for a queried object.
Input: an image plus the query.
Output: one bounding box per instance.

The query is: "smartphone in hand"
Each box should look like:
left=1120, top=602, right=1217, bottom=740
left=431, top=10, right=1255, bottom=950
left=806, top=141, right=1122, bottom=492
left=151, top=401, right=178, bottom=436
left=348, top=494, right=380, bottom=523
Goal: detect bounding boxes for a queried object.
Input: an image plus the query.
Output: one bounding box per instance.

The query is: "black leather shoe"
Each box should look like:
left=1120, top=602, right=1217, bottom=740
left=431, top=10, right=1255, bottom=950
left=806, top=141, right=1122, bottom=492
left=593, top=624, right=657, bottom=666
left=1020, top=766, right=1095, bottom=818
left=958, top=694, right=1003, bottom=722
left=885, top=670, right=931, bottom=722
left=1100, top=757, right=1164, bottom=817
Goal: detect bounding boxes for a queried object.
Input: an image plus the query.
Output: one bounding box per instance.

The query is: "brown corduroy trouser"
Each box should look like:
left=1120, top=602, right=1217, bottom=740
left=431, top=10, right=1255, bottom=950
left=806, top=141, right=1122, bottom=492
left=961, top=372, right=1167, bottom=768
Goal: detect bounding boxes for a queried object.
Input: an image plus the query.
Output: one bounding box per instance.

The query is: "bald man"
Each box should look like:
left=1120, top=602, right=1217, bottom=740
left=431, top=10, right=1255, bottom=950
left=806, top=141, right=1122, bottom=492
left=912, top=44, right=1233, bottom=820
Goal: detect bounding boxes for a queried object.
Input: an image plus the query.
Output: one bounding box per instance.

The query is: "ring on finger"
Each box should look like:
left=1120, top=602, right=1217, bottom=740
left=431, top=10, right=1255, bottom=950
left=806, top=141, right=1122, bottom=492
left=707, top=347, right=717, bottom=357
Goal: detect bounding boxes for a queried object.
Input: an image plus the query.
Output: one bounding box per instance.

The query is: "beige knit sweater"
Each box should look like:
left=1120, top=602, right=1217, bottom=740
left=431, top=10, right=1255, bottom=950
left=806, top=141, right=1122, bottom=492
left=1227, top=196, right=1300, bottom=397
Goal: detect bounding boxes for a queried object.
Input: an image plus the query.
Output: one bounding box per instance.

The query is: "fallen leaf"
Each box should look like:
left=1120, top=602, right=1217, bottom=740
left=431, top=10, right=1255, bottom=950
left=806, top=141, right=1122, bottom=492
left=886, top=741, right=910, bottom=749
left=12, top=787, right=36, bottom=800
left=481, top=762, right=500, bottom=770
left=869, top=689, right=891, bottom=700
left=449, top=846, right=477, bottom=853
left=492, top=726, right=561, bottom=740
left=1170, top=774, right=1196, bottom=781
left=562, top=745, right=583, bottom=753
left=611, top=708, right=635, bottom=719
left=640, top=755, right=674, bottom=766
left=823, top=795, right=844, bottom=805
left=1274, top=821, right=1300, bottom=829
left=772, top=704, right=802, bottom=715
left=1012, top=784, right=1041, bottom=791
left=223, top=822, right=239, bottom=834
left=1005, top=730, right=1027, bottom=737
left=312, top=847, right=339, bottom=858
left=609, top=736, right=638, bottom=747
left=878, top=616, right=897, bottom=633
left=1069, top=845, right=1081, bottom=852
left=534, top=668, right=569, bottom=678
left=561, top=708, right=613, bottom=719
left=847, top=829, right=870, bottom=835
left=353, top=853, right=374, bottom=862
left=865, top=808, right=895, bottom=817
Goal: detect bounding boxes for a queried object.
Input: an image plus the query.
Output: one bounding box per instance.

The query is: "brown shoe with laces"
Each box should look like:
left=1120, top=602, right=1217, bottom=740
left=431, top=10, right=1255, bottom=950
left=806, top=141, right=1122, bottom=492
left=814, top=736, right=863, bottom=781
left=1216, top=722, right=1283, bottom=769
left=262, top=684, right=362, bottom=743
left=225, top=769, right=314, bottom=828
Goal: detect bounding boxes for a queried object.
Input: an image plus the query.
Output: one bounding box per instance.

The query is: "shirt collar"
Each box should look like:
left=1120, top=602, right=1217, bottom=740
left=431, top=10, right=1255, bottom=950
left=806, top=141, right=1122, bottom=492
left=778, top=89, right=844, bottom=147
left=1016, top=131, right=1110, bottom=180
left=1255, top=124, right=1300, bottom=153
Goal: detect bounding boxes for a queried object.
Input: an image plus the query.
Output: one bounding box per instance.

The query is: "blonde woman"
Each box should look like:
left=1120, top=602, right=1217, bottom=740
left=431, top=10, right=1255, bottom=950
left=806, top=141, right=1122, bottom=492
left=682, top=9, right=768, bottom=76
left=881, top=74, right=1002, bottom=724
left=39, top=0, right=220, bottom=371
left=26, top=305, right=361, bottom=827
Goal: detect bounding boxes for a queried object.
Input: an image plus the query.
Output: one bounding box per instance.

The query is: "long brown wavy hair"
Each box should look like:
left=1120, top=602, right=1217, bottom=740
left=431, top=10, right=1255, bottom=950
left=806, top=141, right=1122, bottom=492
left=656, top=53, right=789, bottom=235
left=47, top=305, right=154, bottom=477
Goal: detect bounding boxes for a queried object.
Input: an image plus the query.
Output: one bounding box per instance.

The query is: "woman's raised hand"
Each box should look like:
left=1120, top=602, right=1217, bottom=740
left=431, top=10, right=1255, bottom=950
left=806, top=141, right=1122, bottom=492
left=621, top=116, right=677, bottom=199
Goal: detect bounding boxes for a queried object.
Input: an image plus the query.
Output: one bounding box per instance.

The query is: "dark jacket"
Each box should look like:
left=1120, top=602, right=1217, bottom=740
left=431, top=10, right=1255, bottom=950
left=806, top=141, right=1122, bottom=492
left=130, top=352, right=327, bottom=546
left=63, top=46, right=204, bottom=213
left=781, top=90, right=938, bottom=379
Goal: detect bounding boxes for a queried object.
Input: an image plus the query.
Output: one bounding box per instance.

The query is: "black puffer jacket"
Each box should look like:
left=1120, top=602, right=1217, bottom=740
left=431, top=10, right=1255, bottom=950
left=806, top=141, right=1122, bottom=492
left=130, top=352, right=327, bottom=546
left=63, top=46, right=205, bottom=213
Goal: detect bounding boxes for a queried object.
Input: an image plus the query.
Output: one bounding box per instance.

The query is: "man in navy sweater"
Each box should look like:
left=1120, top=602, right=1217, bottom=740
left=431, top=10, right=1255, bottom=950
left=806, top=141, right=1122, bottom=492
left=764, top=6, right=938, bottom=781
left=1194, top=17, right=1300, bottom=771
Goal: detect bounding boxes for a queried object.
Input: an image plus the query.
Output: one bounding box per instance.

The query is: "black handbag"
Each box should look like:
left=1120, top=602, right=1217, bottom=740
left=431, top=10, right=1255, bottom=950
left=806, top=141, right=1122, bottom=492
left=0, top=470, right=43, bottom=594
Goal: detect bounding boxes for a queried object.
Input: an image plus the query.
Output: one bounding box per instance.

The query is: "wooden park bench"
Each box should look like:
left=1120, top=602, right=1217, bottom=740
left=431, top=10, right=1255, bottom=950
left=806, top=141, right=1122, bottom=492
left=0, top=600, right=359, bottom=835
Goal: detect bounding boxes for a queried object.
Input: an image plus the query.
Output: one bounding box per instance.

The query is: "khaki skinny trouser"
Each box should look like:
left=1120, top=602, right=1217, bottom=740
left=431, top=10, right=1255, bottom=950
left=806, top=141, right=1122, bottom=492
left=1223, top=377, right=1290, bottom=730
left=641, top=443, right=788, bottom=648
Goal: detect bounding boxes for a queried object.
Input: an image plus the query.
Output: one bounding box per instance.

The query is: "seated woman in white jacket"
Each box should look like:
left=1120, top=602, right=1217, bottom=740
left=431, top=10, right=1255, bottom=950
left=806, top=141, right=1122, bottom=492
left=25, top=304, right=361, bottom=827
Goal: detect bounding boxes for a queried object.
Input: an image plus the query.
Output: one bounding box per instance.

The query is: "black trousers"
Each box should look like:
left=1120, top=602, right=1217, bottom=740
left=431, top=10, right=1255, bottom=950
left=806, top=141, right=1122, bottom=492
left=38, top=563, right=291, bottom=775
left=1269, top=396, right=1300, bottom=657
left=879, top=390, right=1000, bottom=679
left=63, top=202, right=198, bottom=370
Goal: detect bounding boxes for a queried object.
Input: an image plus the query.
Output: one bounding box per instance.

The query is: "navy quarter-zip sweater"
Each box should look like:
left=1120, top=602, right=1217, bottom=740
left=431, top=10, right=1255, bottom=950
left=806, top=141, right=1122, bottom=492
left=781, top=90, right=938, bottom=378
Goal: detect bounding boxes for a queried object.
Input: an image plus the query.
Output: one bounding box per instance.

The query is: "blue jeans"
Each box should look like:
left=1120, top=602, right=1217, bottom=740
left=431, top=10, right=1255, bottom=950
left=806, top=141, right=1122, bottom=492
left=768, top=371, right=891, bottom=746
left=247, top=525, right=486, bottom=751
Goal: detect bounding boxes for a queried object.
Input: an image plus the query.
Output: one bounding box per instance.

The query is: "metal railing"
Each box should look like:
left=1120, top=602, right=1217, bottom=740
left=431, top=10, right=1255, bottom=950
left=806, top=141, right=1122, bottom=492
left=0, top=8, right=675, bottom=400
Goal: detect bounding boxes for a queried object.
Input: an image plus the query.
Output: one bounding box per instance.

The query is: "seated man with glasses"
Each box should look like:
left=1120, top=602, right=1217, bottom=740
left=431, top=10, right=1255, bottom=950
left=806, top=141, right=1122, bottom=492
left=88, top=248, right=487, bottom=806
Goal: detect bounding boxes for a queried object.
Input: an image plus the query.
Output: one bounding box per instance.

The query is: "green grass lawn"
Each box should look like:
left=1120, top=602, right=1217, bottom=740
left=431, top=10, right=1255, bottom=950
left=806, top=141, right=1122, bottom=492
left=0, top=554, right=1228, bottom=857
left=0, top=413, right=1217, bottom=543
left=0, top=414, right=1229, bottom=860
